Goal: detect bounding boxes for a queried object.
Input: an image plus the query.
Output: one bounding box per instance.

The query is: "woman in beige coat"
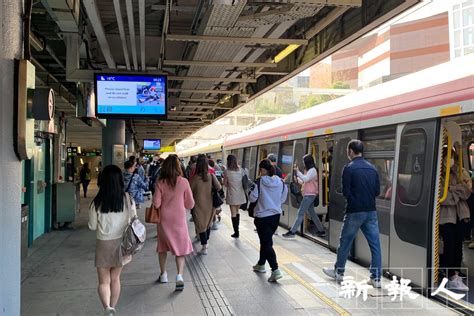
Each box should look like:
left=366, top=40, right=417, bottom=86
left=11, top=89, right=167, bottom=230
left=191, top=154, right=222, bottom=255
left=440, top=150, right=471, bottom=291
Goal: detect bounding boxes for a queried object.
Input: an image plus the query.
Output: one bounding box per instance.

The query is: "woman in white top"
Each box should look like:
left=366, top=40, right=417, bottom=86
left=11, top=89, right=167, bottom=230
left=223, top=154, right=247, bottom=238
left=89, top=165, right=136, bottom=315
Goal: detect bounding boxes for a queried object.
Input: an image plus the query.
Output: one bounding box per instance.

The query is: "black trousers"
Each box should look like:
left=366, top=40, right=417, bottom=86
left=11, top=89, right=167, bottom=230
left=199, top=228, right=211, bottom=246
left=255, top=214, right=280, bottom=271
left=81, top=180, right=90, bottom=197
left=440, top=220, right=464, bottom=278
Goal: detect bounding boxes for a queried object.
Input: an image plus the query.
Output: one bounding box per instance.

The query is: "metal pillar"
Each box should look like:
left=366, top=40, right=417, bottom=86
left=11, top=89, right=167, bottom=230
left=125, top=131, right=135, bottom=154
left=102, top=120, right=125, bottom=167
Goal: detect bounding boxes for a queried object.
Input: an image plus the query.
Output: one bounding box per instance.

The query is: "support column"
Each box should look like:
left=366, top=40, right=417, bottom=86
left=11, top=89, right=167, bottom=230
left=102, top=120, right=125, bottom=167
left=0, top=1, right=23, bottom=313
left=125, top=131, right=135, bottom=154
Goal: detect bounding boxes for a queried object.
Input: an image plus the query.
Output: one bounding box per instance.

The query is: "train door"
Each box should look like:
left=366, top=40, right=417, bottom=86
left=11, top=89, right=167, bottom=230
left=305, top=136, right=332, bottom=243
left=355, top=127, right=396, bottom=271
left=288, top=139, right=308, bottom=233
left=32, top=143, right=48, bottom=240
left=278, top=141, right=294, bottom=228
left=389, top=120, right=438, bottom=288
left=248, top=146, right=258, bottom=180
left=429, top=116, right=474, bottom=307
left=328, top=131, right=358, bottom=251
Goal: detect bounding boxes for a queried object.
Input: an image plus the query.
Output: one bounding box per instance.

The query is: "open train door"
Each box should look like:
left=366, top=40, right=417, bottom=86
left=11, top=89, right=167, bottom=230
left=328, top=131, right=357, bottom=251
left=389, top=120, right=438, bottom=288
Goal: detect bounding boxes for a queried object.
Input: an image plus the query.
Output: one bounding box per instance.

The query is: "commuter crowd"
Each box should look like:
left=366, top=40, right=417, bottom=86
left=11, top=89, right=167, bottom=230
left=89, top=139, right=458, bottom=315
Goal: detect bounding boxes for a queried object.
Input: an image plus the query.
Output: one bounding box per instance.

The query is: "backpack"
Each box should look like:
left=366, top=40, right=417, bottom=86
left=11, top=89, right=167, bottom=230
left=121, top=195, right=146, bottom=256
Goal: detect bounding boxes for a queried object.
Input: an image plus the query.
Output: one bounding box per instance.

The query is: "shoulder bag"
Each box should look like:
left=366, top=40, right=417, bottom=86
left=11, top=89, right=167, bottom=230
left=121, top=194, right=146, bottom=256
left=145, top=185, right=161, bottom=224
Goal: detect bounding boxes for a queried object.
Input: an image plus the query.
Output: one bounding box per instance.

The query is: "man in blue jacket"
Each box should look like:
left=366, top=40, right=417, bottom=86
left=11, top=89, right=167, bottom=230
left=323, top=140, right=382, bottom=288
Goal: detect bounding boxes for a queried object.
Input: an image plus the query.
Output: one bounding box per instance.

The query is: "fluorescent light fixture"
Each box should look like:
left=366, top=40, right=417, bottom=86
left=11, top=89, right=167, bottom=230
left=77, top=146, right=82, bottom=154
left=273, top=44, right=300, bottom=63
left=80, top=158, right=84, bottom=165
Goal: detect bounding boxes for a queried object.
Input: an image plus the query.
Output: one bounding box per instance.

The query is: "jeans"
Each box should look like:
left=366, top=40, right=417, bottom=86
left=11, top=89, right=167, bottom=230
left=255, top=214, right=280, bottom=271
left=335, top=211, right=382, bottom=280
left=290, top=195, right=324, bottom=234
left=199, top=228, right=211, bottom=246
left=81, top=180, right=90, bottom=198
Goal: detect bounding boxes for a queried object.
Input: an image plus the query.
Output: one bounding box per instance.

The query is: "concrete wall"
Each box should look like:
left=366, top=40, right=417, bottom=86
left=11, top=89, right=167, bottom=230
left=0, top=0, right=23, bottom=314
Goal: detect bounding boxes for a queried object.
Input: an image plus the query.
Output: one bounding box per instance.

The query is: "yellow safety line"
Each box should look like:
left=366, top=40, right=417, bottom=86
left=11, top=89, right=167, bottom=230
left=222, top=218, right=350, bottom=316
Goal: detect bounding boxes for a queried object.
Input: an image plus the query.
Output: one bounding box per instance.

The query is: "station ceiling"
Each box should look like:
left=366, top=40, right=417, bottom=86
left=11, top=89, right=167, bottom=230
left=31, top=0, right=419, bottom=150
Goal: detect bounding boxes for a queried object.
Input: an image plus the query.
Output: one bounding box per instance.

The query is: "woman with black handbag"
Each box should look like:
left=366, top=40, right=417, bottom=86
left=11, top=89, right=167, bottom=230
left=283, top=154, right=326, bottom=238
left=190, top=154, right=222, bottom=255
left=223, top=154, right=247, bottom=238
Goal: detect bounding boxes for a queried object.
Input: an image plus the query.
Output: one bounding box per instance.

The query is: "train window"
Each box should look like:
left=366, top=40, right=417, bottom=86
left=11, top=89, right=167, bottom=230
left=294, top=140, right=307, bottom=171
left=335, top=137, right=352, bottom=194
left=397, top=128, right=427, bottom=205
left=249, top=146, right=258, bottom=180
left=469, top=142, right=474, bottom=170
left=361, top=126, right=396, bottom=152
left=243, top=147, right=251, bottom=170
left=278, top=141, right=294, bottom=179
left=367, top=158, right=395, bottom=200
left=236, top=148, right=244, bottom=166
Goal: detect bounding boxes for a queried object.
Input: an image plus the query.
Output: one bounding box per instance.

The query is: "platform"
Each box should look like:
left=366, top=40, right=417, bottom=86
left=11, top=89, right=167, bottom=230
left=21, top=186, right=461, bottom=315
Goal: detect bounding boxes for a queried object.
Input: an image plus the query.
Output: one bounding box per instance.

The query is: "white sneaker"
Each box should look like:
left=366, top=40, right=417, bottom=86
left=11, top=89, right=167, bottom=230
left=322, top=267, right=344, bottom=283
left=199, top=247, right=208, bottom=255
left=104, top=307, right=116, bottom=316
left=176, top=274, right=184, bottom=291
left=158, top=272, right=168, bottom=283
left=448, top=275, right=469, bottom=292
left=367, top=278, right=381, bottom=288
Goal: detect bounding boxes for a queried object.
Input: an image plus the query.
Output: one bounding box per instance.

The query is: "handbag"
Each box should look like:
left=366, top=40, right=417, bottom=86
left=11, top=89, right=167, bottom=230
left=247, top=179, right=261, bottom=218
left=241, top=169, right=253, bottom=190
left=145, top=204, right=161, bottom=223
left=212, top=188, right=225, bottom=208
left=121, top=195, right=146, bottom=256
left=290, top=182, right=301, bottom=196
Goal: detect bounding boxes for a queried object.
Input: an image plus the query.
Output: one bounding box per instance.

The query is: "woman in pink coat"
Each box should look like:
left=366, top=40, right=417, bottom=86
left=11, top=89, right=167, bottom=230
left=153, top=154, right=195, bottom=291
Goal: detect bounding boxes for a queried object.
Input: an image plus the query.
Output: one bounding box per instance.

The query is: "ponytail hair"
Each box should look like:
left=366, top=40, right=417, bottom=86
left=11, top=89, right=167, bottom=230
left=258, top=159, right=275, bottom=177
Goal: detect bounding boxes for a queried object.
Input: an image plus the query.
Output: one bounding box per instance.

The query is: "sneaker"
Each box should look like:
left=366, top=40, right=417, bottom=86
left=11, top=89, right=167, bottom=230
left=367, top=278, right=381, bottom=288
left=447, top=275, right=469, bottom=292
left=468, top=242, right=474, bottom=249
left=268, top=269, right=283, bottom=282
left=252, top=264, right=266, bottom=273
left=104, top=307, right=115, bottom=316
left=274, top=231, right=279, bottom=236
left=282, top=231, right=296, bottom=238
left=211, top=222, right=219, bottom=230
left=315, top=231, right=326, bottom=237
left=158, top=272, right=168, bottom=283
left=176, top=274, right=184, bottom=291
left=322, top=267, right=344, bottom=283
left=199, top=247, right=208, bottom=255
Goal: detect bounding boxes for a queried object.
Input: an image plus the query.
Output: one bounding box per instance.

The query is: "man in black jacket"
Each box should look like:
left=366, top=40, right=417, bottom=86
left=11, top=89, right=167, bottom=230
left=323, top=140, right=382, bottom=288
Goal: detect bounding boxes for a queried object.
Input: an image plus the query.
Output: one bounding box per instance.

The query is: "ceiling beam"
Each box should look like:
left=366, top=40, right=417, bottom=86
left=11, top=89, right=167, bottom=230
left=151, top=4, right=196, bottom=12
left=113, top=0, right=131, bottom=70
left=304, top=7, right=349, bottom=39
left=125, top=0, right=138, bottom=70
left=168, top=88, right=244, bottom=94
left=166, top=34, right=308, bottom=46
left=83, top=0, right=116, bottom=69
left=178, top=98, right=218, bottom=103
left=139, top=0, right=146, bottom=71
left=168, top=76, right=256, bottom=83
left=163, top=60, right=277, bottom=68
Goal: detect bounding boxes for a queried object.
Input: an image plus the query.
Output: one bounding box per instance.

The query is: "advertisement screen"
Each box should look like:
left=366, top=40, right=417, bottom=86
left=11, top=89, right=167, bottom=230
left=95, top=74, right=167, bottom=118
left=144, top=139, right=161, bottom=150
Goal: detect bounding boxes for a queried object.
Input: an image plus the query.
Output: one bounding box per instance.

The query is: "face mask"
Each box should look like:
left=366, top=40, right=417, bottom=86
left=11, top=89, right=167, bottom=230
left=450, top=158, right=455, bottom=167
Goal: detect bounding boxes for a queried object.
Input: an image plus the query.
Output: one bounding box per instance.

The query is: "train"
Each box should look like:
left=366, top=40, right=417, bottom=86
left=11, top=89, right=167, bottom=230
left=179, top=55, right=474, bottom=308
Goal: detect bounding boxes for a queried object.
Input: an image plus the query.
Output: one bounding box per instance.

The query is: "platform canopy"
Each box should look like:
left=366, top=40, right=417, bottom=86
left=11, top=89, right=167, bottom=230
left=31, top=0, right=420, bottom=149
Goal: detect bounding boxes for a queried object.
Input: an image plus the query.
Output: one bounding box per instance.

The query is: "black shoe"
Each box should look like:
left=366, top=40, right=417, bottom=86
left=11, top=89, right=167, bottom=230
left=231, top=215, right=240, bottom=238
left=282, top=231, right=296, bottom=238
left=316, top=231, right=327, bottom=237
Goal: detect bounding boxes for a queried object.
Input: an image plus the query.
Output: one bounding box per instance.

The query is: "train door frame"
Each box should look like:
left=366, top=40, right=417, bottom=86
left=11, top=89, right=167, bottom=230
left=278, top=141, right=295, bottom=228
left=429, top=117, right=474, bottom=309
left=305, top=136, right=332, bottom=244
left=328, top=131, right=358, bottom=251
left=288, top=138, right=309, bottom=234
left=389, top=120, right=438, bottom=289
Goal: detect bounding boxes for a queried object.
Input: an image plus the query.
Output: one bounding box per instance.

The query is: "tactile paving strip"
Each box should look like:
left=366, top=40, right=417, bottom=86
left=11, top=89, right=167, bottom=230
left=186, top=254, right=235, bottom=316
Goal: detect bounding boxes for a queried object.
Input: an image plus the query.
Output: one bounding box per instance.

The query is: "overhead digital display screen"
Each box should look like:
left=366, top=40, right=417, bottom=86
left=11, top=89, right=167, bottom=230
left=95, top=74, right=167, bottom=119
left=144, top=139, right=161, bottom=151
